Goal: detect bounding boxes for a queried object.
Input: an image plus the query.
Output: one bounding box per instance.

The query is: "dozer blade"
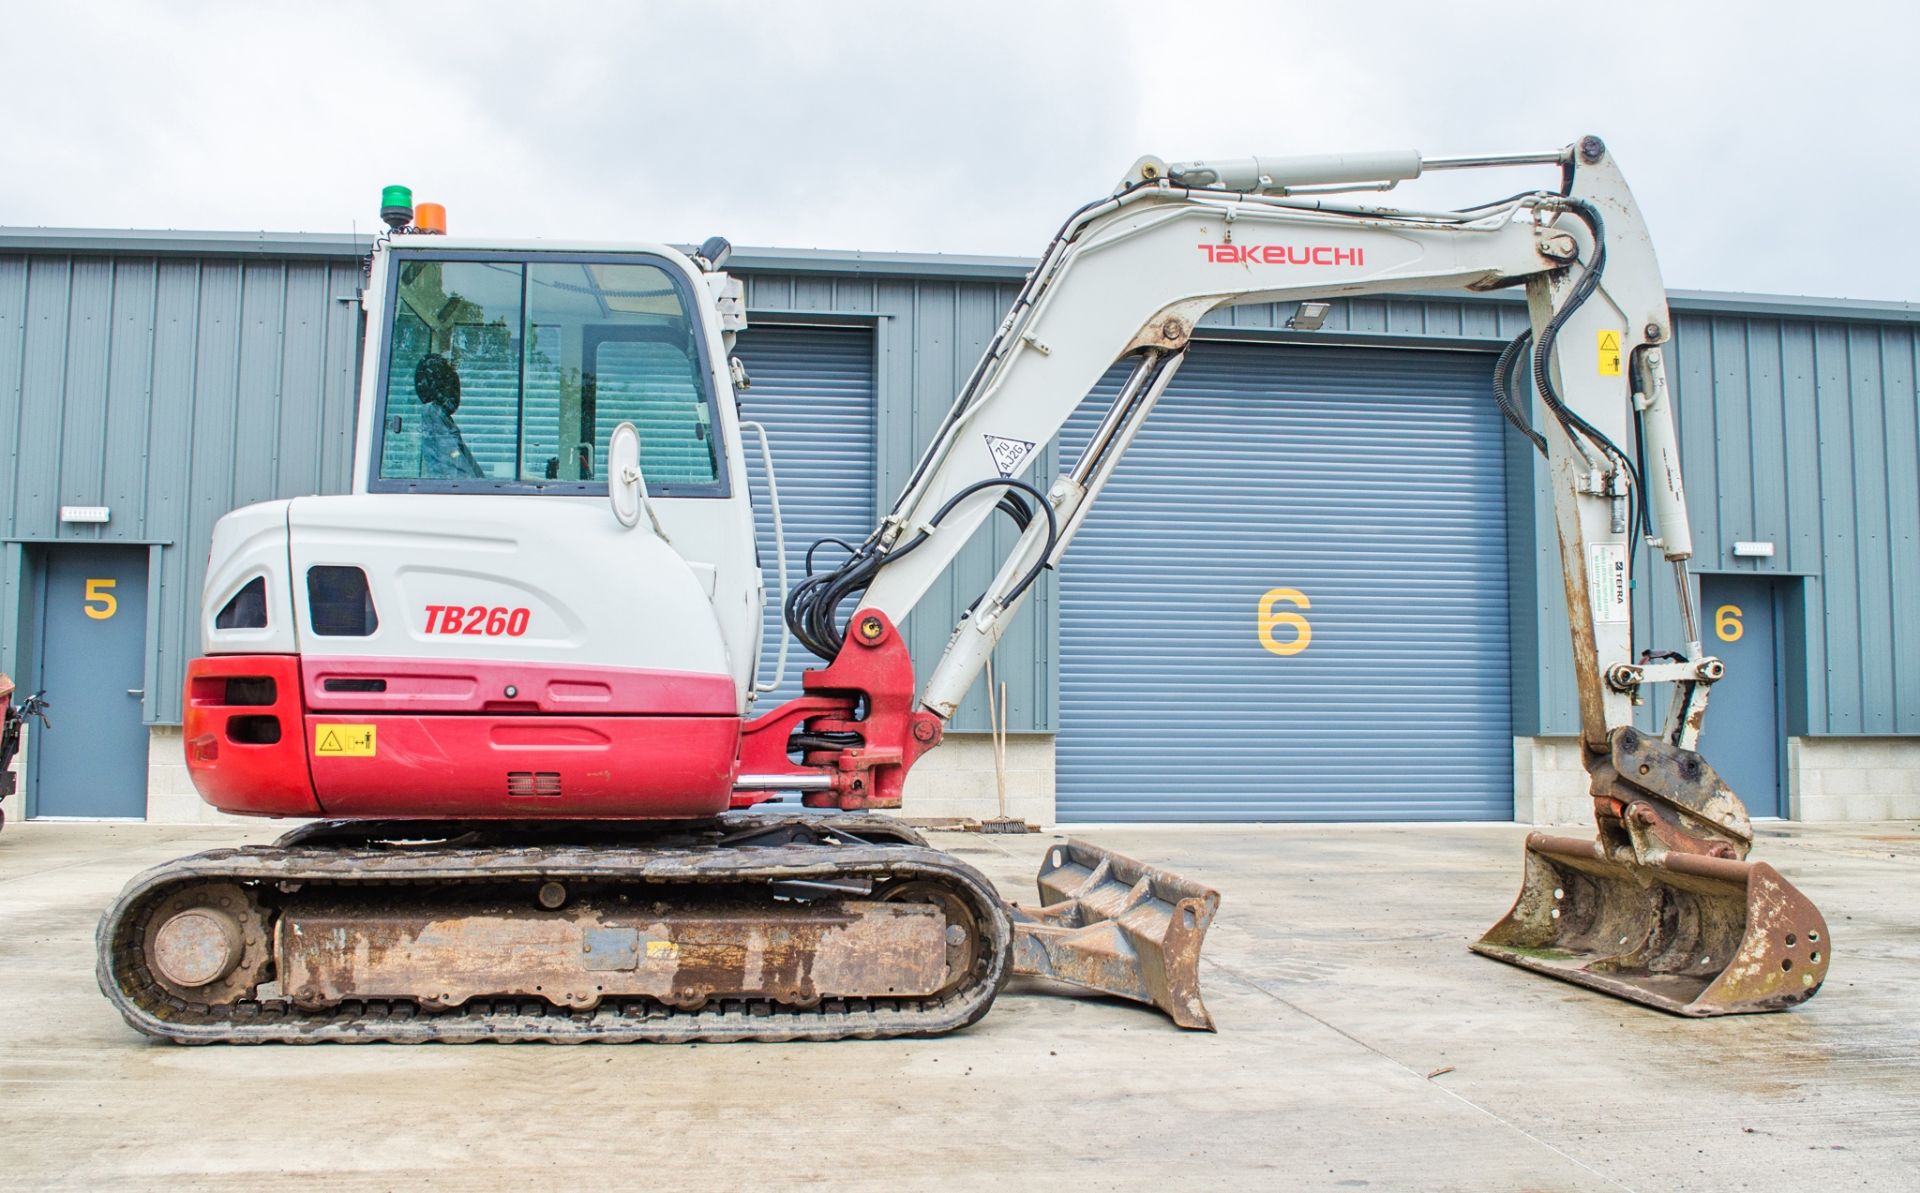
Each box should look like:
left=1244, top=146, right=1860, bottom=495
left=1472, top=832, right=1830, bottom=1016
left=1009, top=839, right=1219, bottom=1030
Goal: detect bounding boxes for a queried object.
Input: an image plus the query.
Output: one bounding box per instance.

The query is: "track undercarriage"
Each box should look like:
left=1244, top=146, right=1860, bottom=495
left=98, top=814, right=1220, bottom=1044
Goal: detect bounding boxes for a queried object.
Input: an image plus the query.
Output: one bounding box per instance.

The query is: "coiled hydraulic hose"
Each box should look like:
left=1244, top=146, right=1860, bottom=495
left=785, top=478, right=1057, bottom=661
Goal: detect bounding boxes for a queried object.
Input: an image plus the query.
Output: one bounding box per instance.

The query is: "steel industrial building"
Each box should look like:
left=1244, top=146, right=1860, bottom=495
left=2, top=227, right=1916, bottom=825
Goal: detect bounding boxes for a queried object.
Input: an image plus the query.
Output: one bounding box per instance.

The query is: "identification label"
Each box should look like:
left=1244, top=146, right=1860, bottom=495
left=983, top=434, right=1036, bottom=478
left=1588, top=544, right=1630, bottom=623
left=315, top=724, right=377, bottom=757
left=1597, top=329, right=1623, bottom=376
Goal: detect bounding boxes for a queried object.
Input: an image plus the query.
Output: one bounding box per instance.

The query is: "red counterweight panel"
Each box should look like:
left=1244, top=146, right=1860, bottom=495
left=185, top=655, right=323, bottom=817
left=304, top=712, right=742, bottom=818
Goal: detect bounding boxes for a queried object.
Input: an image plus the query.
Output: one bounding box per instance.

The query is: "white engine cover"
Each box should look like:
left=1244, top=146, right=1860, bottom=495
left=204, top=494, right=737, bottom=697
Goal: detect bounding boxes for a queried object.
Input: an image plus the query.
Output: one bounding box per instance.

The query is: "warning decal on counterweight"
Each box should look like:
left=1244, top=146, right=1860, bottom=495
left=315, top=724, right=377, bottom=757
left=1589, top=544, right=1630, bottom=623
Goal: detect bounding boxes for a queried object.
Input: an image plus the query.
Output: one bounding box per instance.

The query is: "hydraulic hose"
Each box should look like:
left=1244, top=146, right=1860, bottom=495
left=785, top=478, right=1057, bottom=661
left=1493, top=328, right=1546, bottom=455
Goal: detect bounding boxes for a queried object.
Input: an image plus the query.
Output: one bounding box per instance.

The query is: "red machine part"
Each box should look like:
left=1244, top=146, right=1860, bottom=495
left=185, top=655, right=741, bottom=818
left=736, top=609, right=942, bottom=811
left=184, top=655, right=322, bottom=817
left=184, top=612, right=938, bottom=818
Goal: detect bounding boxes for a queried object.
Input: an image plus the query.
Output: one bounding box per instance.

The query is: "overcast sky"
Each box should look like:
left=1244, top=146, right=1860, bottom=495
left=5, top=2, right=1915, bottom=301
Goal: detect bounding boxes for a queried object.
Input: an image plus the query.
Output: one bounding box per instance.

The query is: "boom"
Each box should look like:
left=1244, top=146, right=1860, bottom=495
left=791, top=136, right=1702, bottom=753
left=763, top=135, right=1829, bottom=1016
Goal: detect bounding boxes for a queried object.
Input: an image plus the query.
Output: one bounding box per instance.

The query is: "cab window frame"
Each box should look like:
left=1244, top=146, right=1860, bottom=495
left=367, top=248, right=731, bottom=498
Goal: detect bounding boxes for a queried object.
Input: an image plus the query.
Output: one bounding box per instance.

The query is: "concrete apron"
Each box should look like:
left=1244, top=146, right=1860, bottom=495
left=1, top=819, right=1915, bottom=1191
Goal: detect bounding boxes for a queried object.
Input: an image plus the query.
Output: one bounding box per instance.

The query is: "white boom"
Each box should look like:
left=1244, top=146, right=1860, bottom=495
left=801, top=136, right=1708, bottom=763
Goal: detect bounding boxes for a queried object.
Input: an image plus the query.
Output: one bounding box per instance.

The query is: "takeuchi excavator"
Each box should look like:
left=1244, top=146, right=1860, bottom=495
left=97, top=136, right=1829, bottom=1044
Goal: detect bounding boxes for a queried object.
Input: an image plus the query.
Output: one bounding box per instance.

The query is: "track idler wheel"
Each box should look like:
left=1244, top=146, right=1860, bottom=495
left=141, top=882, right=272, bottom=1005
left=880, top=880, right=984, bottom=998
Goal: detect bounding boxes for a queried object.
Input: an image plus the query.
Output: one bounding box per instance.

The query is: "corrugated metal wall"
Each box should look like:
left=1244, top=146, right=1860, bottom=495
left=1523, top=310, right=1920, bottom=736
left=0, top=250, right=364, bottom=724
left=2, top=231, right=1914, bottom=747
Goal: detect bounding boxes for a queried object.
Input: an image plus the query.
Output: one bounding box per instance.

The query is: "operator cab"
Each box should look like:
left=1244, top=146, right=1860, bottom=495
left=185, top=204, right=768, bottom=821
left=368, top=252, right=726, bottom=499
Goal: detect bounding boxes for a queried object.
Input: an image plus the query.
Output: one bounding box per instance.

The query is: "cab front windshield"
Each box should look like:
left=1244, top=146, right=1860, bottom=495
left=375, top=255, right=722, bottom=492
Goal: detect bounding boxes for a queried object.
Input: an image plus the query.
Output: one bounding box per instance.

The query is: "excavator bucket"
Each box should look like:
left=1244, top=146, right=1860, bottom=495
left=1009, top=839, right=1219, bottom=1030
left=1472, top=832, right=1830, bottom=1016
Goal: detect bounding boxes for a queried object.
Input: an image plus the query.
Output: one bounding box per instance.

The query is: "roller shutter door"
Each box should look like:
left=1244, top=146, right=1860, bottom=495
left=734, top=326, right=877, bottom=708
left=1057, top=342, right=1512, bottom=822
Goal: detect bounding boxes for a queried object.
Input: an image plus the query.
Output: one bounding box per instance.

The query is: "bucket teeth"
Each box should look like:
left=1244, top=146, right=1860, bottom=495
left=1472, top=832, right=1830, bottom=1016
left=1009, top=839, right=1219, bottom=1030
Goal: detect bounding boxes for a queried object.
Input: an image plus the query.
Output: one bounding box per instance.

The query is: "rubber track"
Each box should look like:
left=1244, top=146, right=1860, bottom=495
left=97, top=831, right=1013, bottom=1045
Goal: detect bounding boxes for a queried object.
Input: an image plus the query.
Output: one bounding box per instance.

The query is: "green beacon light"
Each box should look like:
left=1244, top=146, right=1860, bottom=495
left=379, top=185, right=414, bottom=232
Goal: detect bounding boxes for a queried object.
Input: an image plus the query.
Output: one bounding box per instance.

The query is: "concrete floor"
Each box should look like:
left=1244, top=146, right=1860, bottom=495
left=1, top=819, right=1915, bottom=1192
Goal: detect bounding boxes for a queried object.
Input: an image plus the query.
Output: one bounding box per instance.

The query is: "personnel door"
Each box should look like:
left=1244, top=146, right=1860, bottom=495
left=1699, top=574, right=1786, bottom=818
left=29, top=546, right=150, bottom=819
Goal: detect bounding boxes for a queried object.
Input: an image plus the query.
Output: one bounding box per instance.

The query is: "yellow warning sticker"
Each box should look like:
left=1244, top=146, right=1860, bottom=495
left=1597, top=329, right=1623, bottom=376
left=314, top=724, right=377, bottom=757
left=646, top=940, right=680, bottom=960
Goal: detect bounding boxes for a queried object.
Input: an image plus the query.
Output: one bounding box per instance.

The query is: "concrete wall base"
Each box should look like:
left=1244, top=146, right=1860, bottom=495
left=1789, top=737, right=1920, bottom=820
left=146, top=726, right=258, bottom=825
left=1516, top=733, right=1920, bottom=824
left=1512, top=736, right=1591, bottom=826
left=901, top=733, right=1055, bottom=825
left=33, top=728, right=1916, bottom=828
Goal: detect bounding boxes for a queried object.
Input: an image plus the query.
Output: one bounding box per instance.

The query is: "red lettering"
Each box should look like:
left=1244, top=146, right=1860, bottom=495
left=1199, top=243, right=1365, bottom=265
left=424, top=602, right=532, bottom=636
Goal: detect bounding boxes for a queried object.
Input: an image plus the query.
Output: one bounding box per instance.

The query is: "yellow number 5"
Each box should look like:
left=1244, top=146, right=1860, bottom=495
left=1258, top=588, right=1312, bottom=656
left=84, top=577, right=118, bottom=620
left=1714, top=604, right=1742, bottom=643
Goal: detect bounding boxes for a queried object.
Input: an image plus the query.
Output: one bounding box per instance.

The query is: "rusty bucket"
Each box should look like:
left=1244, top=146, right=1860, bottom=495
left=1009, top=839, right=1219, bottom=1029
left=1472, top=832, right=1830, bottom=1016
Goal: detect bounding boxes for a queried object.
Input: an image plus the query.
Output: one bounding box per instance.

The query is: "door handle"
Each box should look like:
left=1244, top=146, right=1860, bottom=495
left=127, top=689, right=144, bottom=697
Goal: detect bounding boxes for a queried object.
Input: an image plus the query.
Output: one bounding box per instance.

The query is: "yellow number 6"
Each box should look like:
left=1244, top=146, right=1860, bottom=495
left=1258, top=588, right=1311, bottom=656
left=84, top=577, right=118, bottom=620
left=1714, top=604, right=1742, bottom=643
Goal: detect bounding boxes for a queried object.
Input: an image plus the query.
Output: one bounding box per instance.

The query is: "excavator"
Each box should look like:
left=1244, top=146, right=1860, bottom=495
left=97, top=135, right=1828, bottom=1043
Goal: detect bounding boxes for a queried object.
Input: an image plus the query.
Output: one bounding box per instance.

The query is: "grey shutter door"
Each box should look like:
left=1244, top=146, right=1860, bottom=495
left=1057, top=342, right=1512, bottom=821
left=734, top=326, right=877, bottom=708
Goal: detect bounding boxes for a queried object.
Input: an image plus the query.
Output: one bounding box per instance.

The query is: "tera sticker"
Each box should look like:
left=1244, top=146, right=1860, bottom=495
left=984, top=434, right=1036, bottom=478
left=1588, top=544, right=1630, bottom=623
left=315, top=724, right=377, bottom=757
